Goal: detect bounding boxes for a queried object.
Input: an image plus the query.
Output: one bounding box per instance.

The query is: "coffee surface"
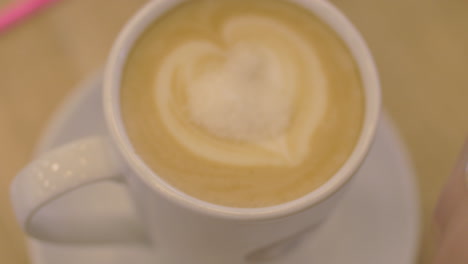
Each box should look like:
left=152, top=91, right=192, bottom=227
left=121, top=0, right=364, bottom=207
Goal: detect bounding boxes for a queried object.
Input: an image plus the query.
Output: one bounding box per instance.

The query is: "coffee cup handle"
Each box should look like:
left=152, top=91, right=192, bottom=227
left=10, top=136, right=146, bottom=243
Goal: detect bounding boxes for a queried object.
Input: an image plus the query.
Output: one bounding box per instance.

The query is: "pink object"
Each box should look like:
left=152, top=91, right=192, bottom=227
left=0, top=0, right=59, bottom=33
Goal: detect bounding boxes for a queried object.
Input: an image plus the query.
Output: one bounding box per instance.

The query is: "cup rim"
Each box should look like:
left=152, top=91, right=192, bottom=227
left=104, top=0, right=381, bottom=221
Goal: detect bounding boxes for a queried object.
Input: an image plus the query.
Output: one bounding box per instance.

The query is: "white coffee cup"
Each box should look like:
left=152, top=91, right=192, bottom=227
left=10, top=0, right=380, bottom=263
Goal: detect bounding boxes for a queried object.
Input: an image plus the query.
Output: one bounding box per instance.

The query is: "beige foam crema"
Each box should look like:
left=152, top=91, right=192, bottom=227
left=156, top=15, right=328, bottom=166
left=121, top=0, right=364, bottom=208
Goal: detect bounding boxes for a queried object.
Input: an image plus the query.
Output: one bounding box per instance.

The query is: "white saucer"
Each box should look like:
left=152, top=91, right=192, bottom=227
left=27, top=75, right=420, bottom=264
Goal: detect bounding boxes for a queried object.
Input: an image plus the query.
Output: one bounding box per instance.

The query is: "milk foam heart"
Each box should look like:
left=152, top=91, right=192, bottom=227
left=155, top=16, right=328, bottom=166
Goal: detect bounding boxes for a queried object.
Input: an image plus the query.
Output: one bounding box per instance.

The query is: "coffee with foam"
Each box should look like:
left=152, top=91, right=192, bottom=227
left=121, top=0, right=364, bottom=208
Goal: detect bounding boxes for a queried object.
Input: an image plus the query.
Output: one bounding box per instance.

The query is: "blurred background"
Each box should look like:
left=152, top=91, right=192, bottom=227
left=0, top=0, right=467, bottom=263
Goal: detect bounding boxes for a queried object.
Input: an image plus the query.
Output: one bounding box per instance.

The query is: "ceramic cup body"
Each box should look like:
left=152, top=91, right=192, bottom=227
left=104, top=0, right=380, bottom=262
left=11, top=1, right=380, bottom=263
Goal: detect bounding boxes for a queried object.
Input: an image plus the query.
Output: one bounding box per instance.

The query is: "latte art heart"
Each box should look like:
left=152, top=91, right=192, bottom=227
left=155, top=16, right=328, bottom=166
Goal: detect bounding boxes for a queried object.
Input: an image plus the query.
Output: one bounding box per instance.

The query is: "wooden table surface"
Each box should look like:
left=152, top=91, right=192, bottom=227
left=0, top=0, right=467, bottom=263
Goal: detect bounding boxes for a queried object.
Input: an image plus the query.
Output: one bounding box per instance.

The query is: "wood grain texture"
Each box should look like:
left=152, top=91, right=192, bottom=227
left=0, top=0, right=466, bottom=263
